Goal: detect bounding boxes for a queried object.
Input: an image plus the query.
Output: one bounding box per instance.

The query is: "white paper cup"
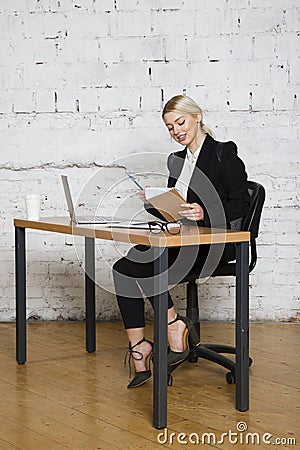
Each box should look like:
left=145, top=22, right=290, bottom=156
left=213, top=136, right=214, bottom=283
left=25, top=195, right=41, bottom=220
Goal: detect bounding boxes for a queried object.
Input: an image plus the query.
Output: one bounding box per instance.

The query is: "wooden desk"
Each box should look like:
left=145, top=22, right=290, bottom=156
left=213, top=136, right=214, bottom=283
left=14, top=217, right=250, bottom=429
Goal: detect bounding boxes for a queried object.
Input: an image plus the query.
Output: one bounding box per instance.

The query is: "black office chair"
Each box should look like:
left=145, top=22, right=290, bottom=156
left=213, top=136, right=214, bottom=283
left=169, top=181, right=265, bottom=385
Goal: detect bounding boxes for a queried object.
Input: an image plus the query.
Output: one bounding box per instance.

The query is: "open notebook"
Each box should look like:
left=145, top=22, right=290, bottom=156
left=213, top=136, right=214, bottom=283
left=145, top=187, right=187, bottom=222
left=104, top=188, right=186, bottom=227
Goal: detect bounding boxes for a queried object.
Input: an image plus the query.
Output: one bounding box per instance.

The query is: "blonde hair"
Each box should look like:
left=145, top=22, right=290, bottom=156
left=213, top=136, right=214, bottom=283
left=162, top=94, right=215, bottom=138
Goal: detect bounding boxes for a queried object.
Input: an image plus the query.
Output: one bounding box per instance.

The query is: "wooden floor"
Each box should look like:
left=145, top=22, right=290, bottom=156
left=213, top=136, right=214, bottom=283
left=0, top=322, right=299, bottom=450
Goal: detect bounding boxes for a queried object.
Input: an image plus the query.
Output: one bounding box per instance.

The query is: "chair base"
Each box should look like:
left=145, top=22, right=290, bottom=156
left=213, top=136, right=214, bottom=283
left=167, top=344, right=252, bottom=386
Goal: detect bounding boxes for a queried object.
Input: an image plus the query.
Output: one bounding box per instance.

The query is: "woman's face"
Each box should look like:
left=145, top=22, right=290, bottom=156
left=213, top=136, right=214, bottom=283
left=163, top=111, right=201, bottom=150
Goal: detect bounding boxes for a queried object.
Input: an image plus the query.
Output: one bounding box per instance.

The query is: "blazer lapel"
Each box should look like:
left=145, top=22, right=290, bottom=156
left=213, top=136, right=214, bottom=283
left=167, top=148, right=186, bottom=188
left=187, top=134, right=215, bottom=202
left=167, top=134, right=216, bottom=200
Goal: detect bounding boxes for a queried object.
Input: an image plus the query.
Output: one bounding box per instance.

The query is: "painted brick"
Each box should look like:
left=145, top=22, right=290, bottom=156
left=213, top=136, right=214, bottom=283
left=25, top=0, right=67, bottom=13
left=238, top=7, right=287, bottom=34
left=134, top=0, right=160, bottom=10
left=152, top=9, right=197, bottom=37
left=99, top=38, right=124, bottom=63
left=202, top=87, right=228, bottom=112
left=0, top=13, right=24, bottom=40
left=184, top=85, right=206, bottom=106
left=270, top=60, right=290, bottom=87
left=228, top=88, right=251, bottom=111
left=228, top=35, right=253, bottom=60
left=115, top=0, right=139, bottom=11
left=275, top=32, right=300, bottom=59
left=111, top=11, right=152, bottom=36
left=277, top=246, right=299, bottom=259
left=150, top=61, right=189, bottom=87
left=68, top=0, right=94, bottom=9
left=56, top=38, right=100, bottom=64
left=112, top=88, right=141, bottom=111
left=142, top=37, right=166, bottom=62
left=289, top=58, right=300, bottom=85
left=0, top=0, right=27, bottom=13
left=250, top=0, right=296, bottom=7
left=23, top=12, right=67, bottom=39
left=251, top=86, right=274, bottom=111
left=98, top=87, right=124, bottom=111
left=23, top=62, right=66, bottom=89
left=285, top=6, right=300, bottom=32
left=105, top=61, right=148, bottom=87
left=93, top=0, right=115, bottom=13
left=34, top=89, right=55, bottom=112
left=0, top=91, right=14, bottom=113
left=228, top=60, right=271, bottom=87
left=160, top=0, right=184, bottom=9
left=252, top=34, right=276, bottom=59
left=76, top=88, right=100, bottom=112
left=165, top=35, right=186, bottom=61
left=198, top=7, right=239, bottom=36
left=0, top=63, right=24, bottom=90
left=186, top=37, right=208, bottom=62
left=65, top=61, right=106, bottom=88
left=12, top=89, right=34, bottom=112
left=205, top=36, right=231, bottom=61
left=276, top=233, right=300, bottom=245
left=100, top=37, right=147, bottom=63
left=55, top=89, right=76, bottom=112
left=67, top=11, right=112, bottom=38
left=188, top=61, right=228, bottom=86
left=139, top=87, right=162, bottom=111
left=273, top=88, right=298, bottom=110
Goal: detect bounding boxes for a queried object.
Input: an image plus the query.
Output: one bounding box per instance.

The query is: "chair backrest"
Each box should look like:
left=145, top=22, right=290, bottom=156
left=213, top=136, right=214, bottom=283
left=210, top=180, right=265, bottom=276
left=241, top=181, right=265, bottom=239
left=186, top=181, right=266, bottom=279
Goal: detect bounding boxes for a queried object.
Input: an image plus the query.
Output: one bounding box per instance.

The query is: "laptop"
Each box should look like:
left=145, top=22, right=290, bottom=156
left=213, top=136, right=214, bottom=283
left=61, top=175, right=121, bottom=224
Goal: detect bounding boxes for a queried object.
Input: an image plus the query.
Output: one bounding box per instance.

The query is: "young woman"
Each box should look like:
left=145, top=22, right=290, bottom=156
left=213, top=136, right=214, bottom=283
left=113, top=95, right=250, bottom=388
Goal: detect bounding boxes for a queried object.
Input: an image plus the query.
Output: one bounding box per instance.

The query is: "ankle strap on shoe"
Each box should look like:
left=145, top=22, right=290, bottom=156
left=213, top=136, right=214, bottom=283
left=124, top=337, right=153, bottom=379
left=126, top=338, right=145, bottom=363
left=129, top=337, right=146, bottom=351
left=126, top=337, right=153, bottom=361
left=168, top=314, right=178, bottom=326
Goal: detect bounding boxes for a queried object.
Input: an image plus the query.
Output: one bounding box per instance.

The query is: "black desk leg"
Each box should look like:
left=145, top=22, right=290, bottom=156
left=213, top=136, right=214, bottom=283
left=85, top=237, right=96, bottom=353
left=153, top=247, right=168, bottom=429
left=235, top=241, right=249, bottom=411
left=15, top=227, right=26, bottom=364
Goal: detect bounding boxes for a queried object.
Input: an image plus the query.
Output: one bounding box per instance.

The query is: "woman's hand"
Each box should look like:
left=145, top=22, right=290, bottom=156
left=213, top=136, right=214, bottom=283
left=137, top=186, right=150, bottom=203
left=179, top=203, right=204, bottom=221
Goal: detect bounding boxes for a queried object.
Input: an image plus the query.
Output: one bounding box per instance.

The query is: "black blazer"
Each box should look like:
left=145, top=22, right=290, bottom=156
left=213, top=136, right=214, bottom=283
left=146, top=134, right=250, bottom=229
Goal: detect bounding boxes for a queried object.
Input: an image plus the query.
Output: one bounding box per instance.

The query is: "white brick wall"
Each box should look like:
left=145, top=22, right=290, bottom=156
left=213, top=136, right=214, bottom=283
left=0, top=1, right=299, bottom=322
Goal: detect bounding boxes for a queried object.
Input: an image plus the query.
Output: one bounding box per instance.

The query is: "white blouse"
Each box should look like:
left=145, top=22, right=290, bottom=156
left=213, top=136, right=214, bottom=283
left=175, top=135, right=207, bottom=201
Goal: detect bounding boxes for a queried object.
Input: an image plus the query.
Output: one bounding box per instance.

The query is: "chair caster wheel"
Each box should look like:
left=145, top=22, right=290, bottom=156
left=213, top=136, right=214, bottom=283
left=188, top=348, right=199, bottom=363
left=226, top=372, right=236, bottom=384
left=167, top=374, right=173, bottom=386
left=188, top=356, right=198, bottom=363
left=249, top=357, right=253, bottom=367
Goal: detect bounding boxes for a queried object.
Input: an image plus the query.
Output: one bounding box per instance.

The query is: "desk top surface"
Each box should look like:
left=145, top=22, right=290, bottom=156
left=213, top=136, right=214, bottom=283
left=14, top=217, right=250, bottom=247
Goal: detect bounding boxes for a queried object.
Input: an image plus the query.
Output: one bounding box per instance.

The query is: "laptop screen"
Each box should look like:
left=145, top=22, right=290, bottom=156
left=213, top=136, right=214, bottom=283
left=61, top=175, right=76, bottom=222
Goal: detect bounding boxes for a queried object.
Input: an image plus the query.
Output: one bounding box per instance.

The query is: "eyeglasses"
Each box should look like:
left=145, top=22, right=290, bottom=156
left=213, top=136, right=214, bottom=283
left=148, top=221, right=181, bottom=235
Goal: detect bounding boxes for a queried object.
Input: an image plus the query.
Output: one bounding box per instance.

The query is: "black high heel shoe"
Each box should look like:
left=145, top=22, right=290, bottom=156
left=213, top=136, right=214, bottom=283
left=124, top=338, right=153, bottom=389
left=167, top=314, right=200, bottom=367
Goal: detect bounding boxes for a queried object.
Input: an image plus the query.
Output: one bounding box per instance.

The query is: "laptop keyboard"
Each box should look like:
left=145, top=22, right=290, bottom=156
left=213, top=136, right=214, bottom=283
left=77, top=216, right=107, bottom=223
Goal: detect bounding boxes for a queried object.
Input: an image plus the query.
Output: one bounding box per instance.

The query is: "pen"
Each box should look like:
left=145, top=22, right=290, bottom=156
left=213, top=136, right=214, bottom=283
left=126, top=171, right=144, bottom=190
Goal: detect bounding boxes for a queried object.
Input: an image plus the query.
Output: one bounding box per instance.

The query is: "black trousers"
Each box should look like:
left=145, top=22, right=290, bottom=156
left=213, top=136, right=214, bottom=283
left=113, top=243, right=236, bottom=329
